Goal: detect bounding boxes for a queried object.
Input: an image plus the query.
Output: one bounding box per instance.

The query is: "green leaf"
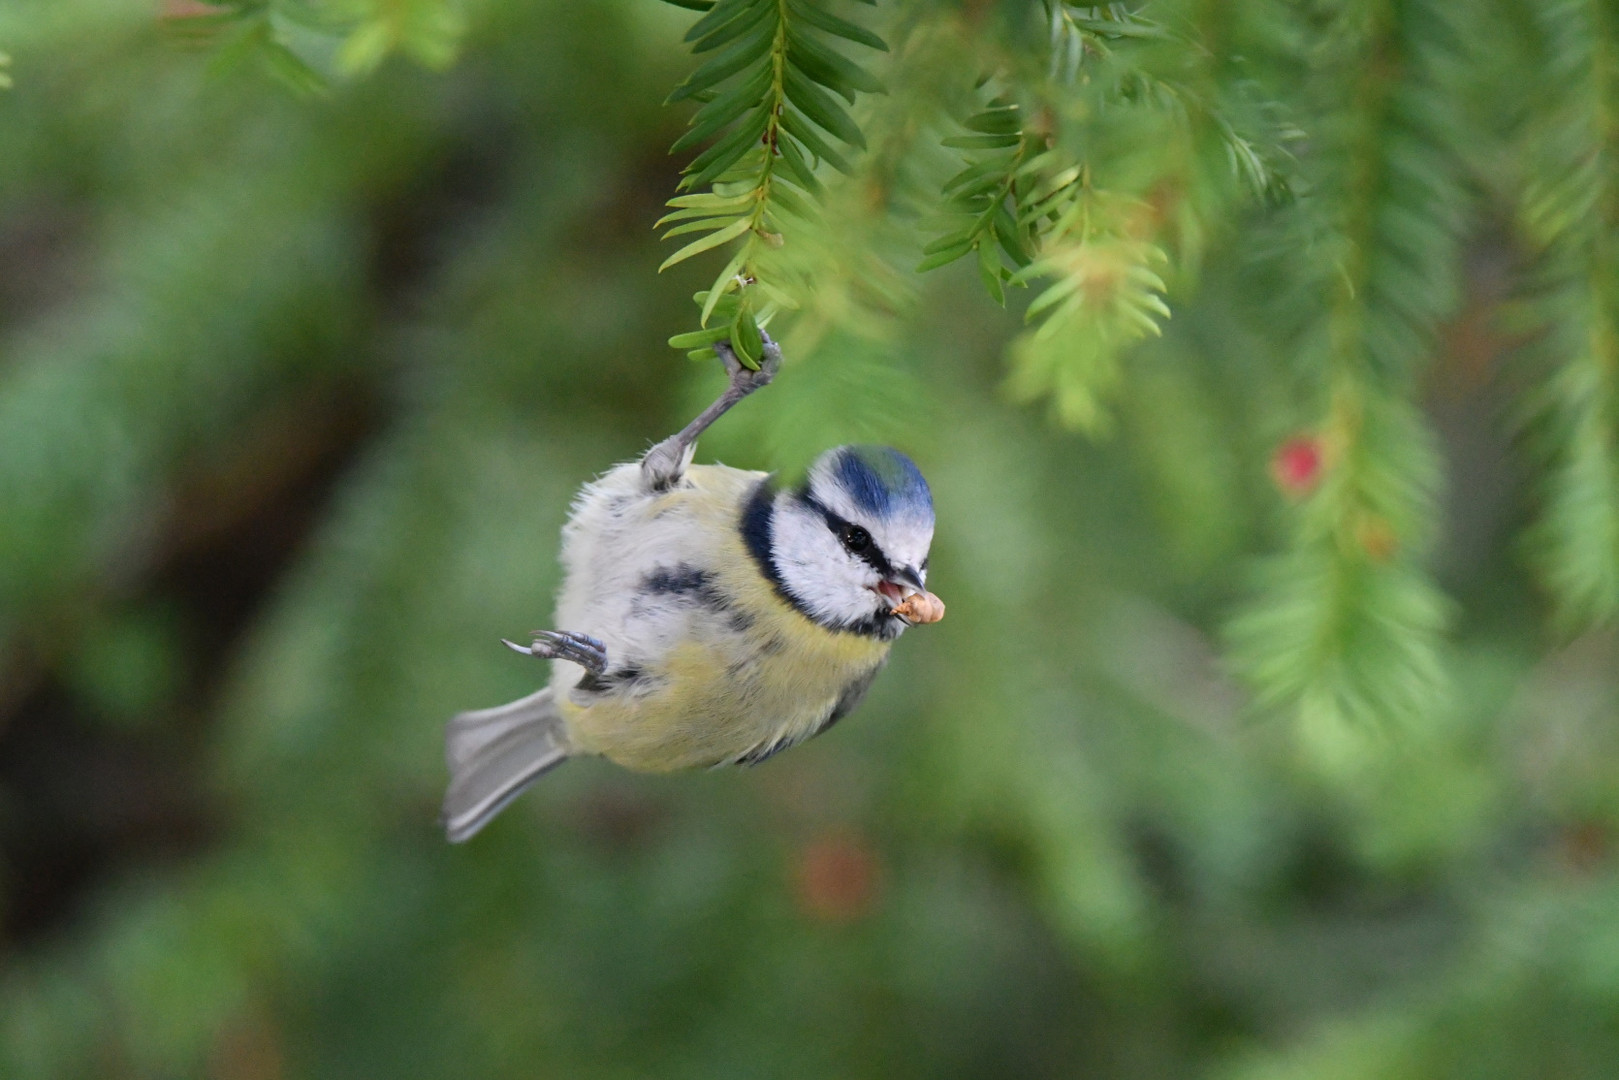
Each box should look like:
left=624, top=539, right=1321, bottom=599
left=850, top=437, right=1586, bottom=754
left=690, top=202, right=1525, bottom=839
left=731, top=307, right=764, bottom=369
left=1116, top=302, right=1167, bottom=337
left=701, top=246, right=751, bottom=324
left=774, top=134, right=823, bottom=190
left=657, top=206, right=741, bottom=227
left=657, top=192, right=757, bottom=226
left=753, top=279, right=801, bottom=310
left=977, top=241, right=1005, bottom=305
left=684, top=122, right=769, bottom=181
left=783, top=0, right=887, bottom=51
left=942, top=155, right=1016, bottom=195
left=1014, top=149, right=1067, bottom=180
left=669, top=326, right=733, bottom=349
left=701, top=146, right=770, bottom=187
left=1024, top=277, right=1083, bottom=322
left=942, top=133, right=1021, bottom=150
left=767, top=179, right=817, bottom=221
left=670, top=63, right=773, bottom=152
left=664, top=0, right=717, bottom=10
left=993, top=205, right=1031, bottom=267
left=917, top=239, right=973, bottom=272
left=682, top=106, right=772, bottom=188
left=945, top=171, right=1009, bottom=202
left=694, top=288, right=740, bottom=322
left=659, top=216, right=752, bottom=271
left=1070, top=13, right=1171, bottom=39
left=782, top=64, right=866, bottom=147
left=667, top=21, right=774, bottom=102
left=963, top=106, right=1021, bottom=134
left=665, top=190, right=756, bottom=210
left=785, top=26, right=882, bottom=102
left=691, top=0, right=776, bottom=55
left=683, top=0, right=752, bottom=41
left=922, top=229, right=974, bottom=256
left=661, top=215, right=743, bottom=239
left=1008, top=254, right=1057, bottom=287
left=779, top=111, right=851, bottom=173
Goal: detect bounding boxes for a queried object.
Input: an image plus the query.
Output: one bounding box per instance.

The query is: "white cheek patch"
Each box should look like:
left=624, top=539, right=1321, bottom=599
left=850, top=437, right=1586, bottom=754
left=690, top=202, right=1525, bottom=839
left=771, top=502, right=885, bottom=626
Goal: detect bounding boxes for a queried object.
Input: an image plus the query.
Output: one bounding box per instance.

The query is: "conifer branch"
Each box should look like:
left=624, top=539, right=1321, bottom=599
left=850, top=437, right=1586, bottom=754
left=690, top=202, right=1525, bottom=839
left=1516, top=0, right=1619, bottom=628
left=920, top=2, right=1285, bottom=434
left=1228, top=0, right=1465, bottom=745
left=159, top=0, right=463, bottom=91
left=658, top=0, right=888, bottom=370
left=154, top=0, right=1619, bottom=744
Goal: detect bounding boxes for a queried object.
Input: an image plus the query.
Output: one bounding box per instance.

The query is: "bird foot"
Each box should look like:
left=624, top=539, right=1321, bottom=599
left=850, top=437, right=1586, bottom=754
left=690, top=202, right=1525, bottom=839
left=715, top=334, right=781, bottom=394
left=639, top=439, right=695, bottom=492
left=640, top=333, right=783, bottom=491
left=503, top=630, right=608, bottom=675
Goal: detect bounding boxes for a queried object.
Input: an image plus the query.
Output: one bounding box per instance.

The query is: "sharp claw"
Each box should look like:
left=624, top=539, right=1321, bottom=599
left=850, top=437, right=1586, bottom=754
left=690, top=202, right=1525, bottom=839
left=509, top=629, right=608, bottom=673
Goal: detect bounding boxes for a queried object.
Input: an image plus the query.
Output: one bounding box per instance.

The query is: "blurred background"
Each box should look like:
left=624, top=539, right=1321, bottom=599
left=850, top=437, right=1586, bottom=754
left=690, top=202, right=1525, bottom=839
left=2, top=1, right=1618, bottom=1078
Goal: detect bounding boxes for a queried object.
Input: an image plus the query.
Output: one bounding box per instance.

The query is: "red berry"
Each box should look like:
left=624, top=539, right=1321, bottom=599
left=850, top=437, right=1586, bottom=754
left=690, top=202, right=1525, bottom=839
left=1271, top=435, right=1325, bottom=496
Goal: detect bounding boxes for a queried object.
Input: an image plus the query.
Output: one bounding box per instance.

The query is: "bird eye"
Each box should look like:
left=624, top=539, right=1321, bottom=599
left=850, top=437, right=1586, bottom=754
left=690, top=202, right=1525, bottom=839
left=840, top=524, right=872, bottom=553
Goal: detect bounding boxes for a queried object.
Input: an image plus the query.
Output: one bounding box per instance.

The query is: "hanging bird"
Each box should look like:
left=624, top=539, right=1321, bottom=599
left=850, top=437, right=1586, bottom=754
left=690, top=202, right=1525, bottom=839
left=441, top=338, right=944, bottom=842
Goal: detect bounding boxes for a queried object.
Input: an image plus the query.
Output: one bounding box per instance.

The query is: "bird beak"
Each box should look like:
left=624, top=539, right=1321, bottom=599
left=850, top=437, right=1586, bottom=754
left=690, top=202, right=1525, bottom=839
left=883, top=565, right=944, bottom=625
left=888, top=565, right=926, bottom=597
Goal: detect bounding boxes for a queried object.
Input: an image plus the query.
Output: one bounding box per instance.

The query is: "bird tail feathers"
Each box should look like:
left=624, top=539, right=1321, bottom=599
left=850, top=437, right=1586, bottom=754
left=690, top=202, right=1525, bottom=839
left=442, top=687, right=568, bottom=843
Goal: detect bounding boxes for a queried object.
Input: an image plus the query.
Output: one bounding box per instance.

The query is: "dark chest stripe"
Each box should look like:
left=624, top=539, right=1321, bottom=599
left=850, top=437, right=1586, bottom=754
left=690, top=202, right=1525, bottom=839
left=574, top=666, right=644, bottom=694
left=638, top=562, right=753, bottom=634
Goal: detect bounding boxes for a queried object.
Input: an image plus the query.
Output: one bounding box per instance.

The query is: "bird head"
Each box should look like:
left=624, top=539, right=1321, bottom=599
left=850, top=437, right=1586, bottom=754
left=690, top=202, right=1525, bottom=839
left=766, top=445, right=936, bottom=638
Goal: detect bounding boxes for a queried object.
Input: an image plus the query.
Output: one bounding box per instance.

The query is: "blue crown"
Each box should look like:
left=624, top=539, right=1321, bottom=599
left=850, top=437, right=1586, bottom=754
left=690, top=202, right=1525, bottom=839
left=825, top=445, right=933, bottom=520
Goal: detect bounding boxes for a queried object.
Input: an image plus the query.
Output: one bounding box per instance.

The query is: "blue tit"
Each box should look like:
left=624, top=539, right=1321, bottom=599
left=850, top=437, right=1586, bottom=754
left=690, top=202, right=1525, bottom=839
left=442, top=338, right=943, bottom=842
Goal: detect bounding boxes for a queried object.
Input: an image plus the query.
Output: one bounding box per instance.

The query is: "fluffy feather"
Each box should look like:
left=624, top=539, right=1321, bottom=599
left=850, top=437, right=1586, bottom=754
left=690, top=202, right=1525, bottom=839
left=552, top=460, right=892, bottom=770
left=442, top=443, right=936, bottom=839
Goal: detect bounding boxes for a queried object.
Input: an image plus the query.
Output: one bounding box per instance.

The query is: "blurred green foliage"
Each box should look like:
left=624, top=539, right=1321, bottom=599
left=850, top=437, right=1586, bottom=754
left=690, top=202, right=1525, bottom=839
left=1, top=1, right=1618, bottom=1078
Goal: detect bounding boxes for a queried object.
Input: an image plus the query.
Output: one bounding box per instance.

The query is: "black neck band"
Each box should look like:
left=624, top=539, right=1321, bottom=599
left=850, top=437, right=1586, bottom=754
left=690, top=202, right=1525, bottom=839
left=737, top=478, right=902, bottom=640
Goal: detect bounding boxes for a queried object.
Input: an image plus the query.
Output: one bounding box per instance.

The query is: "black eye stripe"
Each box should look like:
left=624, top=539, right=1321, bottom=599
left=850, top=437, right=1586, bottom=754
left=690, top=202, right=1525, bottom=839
left=802, top=494, right=893, bottom=577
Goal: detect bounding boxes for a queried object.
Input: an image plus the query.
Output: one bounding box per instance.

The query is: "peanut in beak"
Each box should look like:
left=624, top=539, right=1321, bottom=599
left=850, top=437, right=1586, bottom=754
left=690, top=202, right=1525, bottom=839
left=891, top=590, right=945, bottom=624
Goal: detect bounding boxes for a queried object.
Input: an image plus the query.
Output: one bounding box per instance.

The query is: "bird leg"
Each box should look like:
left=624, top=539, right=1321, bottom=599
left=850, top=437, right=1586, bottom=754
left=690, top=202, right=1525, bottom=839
left=503, top=630, right=608, bottom=675
left=641, top=335, right=782, bottom=490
